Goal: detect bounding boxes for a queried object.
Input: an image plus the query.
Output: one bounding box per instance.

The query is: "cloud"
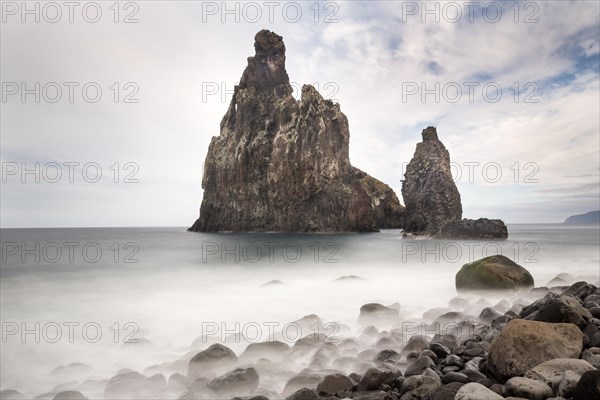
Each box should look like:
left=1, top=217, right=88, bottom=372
left=1, top=1, right=599, bottom=227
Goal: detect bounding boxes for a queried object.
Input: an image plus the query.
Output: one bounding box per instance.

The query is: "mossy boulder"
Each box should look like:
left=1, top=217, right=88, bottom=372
left=455, top=255, right=534, bottom=292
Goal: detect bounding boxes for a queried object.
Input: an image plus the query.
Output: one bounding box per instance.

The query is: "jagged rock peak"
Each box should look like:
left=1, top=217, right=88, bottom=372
left=189, top=30, right=405, bottom=233
left=240, top=30, right=290, bottom=92
left=402, top=126, right=508, bottom=239
left=254, top=29, right=286, bottom=59
left=402, top=126, right=462, bottom=235
left=422, top=126, right=439, bottom=141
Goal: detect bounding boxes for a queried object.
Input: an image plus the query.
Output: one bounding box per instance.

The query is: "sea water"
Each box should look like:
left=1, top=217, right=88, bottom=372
left=1, top=224, right=598, bottom=396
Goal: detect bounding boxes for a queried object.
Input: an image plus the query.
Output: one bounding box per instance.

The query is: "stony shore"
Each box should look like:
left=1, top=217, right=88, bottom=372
left=4, top=276, right=600, bottom=400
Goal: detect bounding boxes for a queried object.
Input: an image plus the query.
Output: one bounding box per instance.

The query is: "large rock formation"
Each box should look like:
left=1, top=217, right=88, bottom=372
left=189, top=30, right=404, bottom=232
left=401, top=127, right=508, bottom=239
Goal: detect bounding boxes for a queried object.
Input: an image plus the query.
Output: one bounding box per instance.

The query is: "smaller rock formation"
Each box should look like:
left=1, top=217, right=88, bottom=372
left=402, top=126, right=462, bottom=234
left=437, top=218, right=508, bottom=239
left=455, top=255, right=534, bottom=292
left=401, top=127, right=508, bottom=239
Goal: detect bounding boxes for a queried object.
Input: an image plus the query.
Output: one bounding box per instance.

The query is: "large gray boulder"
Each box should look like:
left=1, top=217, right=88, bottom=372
left=487, top=319, right=584, bottom=379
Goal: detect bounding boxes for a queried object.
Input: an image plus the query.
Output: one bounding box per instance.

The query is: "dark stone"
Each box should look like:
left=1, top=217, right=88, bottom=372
left=573, top=370, right=600, bottom=400
left=442, top=372, right=469, bottom=384
left=528, top=295, right=593, bottom=327
left=208, top=368, right=259, bottom=397
left=316, top=374, right=355, bottom=396
left=404, top=356, right=435, bottom=377
left=374, top=349, right=401, bottom=364
left=358, top=303, right=400, bottom=326
left=562, top=281, right=598, bottom=300
left=188, top=344, right=238, bottom=379
left=401, top=127, right=462, bottom=235
left=285, top=388, right=319, bottom=400
left=437, top=218, right=508, bottom=240
left=357, top=367, right=395, bottom=391
left=52, top=392, right=88, bottom=400
left=189, top=30, right=404, bottom=233
left=430, top=343, right=451, bottom=359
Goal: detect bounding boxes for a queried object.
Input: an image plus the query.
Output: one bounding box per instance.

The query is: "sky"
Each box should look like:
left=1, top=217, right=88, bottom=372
left=1, top=0, right=599, bottom=227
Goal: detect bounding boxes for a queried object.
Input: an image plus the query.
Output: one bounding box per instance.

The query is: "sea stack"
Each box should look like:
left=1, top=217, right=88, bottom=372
left=189, top=30, right=404, bottom=232
left=402, top=127, right=508, bottom=239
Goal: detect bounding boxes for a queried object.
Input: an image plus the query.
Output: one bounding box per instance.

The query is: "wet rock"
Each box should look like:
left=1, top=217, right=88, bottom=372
left=240, top=341, right=290, bottom=363
left=525, top=358, right=595, bottom=388
left=456, top=255, right=534, bottom=292
left=572, top=370, right=600, bottom=400
left=283, top=374, right=321, bottom=396
left=479, top=307, right=503, bottom=323
left=557, top=370, right=581, bottom=398
left=208, top=368, right=259, bottom=397
left=316, top=373, right=355, bottom=396
left=357, top=367, right=395, bottom=391
left=52, top=392, right=87, bottom=400
left=354, top=390, right=393, bottom=400
left=358, top=303, right=400, bottom=326
left=528, top=295, right=593, bottom=327
left=189, top=29, right=403, bottom=233
left=374, top=349, right=401, bottom=365
left=442, top=372, right=469, bottom=384
left=285, top=388, right=319, bottom=400
left=399, top=375, right=441, bottom=399
left=505, top=377, right=553, bottom=400
left=562, top=281, right=598, bottom=300
left=188, top=344, right=238, bottom=379
left=454, top=382, right=503, bottom=399
left=402, top=335, right=429, bottom=354
left=430, top=343, right=451, bottom=359
left=404, top=356, right=435, bottom=377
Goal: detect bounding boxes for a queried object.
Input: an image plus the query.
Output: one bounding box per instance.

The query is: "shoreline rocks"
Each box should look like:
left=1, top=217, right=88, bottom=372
left=8, top=280, right=600, bottom=399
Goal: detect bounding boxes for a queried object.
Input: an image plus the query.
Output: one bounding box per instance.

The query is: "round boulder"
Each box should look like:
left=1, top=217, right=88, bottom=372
left=487, top=319, right=583, bottom=379
left=455, top=255, right=534, bottom=292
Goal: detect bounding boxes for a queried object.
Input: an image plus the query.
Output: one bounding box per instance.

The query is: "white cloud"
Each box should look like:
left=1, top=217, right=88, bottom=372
left=1, top=1, right=598, bottom=227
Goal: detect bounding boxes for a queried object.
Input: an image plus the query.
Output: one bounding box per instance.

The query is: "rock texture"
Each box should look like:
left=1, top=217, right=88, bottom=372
left=437, top=218, right=508, bottom=239
left=189, top=30, right=404, bottom=232
left=487, top=319, right=584, bottom=380
left=401, top=127, right=508, bottom=239
left=401, top=127, right=462, bottom=235
left=455, top=255, right=534, bottom=292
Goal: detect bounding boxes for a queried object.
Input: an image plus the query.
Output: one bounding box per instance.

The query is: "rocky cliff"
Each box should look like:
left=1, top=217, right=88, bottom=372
left=189, top=30, right=404, bottom=233
left=402, top=127, right=508, bottom=239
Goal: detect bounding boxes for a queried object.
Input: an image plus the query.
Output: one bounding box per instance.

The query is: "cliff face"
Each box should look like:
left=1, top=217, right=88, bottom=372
left=401, top=127, right=462, bottom=235
left=189, top=30, right=404, bottom=232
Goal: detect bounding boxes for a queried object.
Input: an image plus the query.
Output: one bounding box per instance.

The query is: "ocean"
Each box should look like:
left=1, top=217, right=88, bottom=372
left=1, top=224, right=599, bottom=397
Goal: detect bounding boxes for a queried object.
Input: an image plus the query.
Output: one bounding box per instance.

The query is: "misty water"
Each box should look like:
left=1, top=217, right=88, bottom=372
left=1, top=225, right=599, bottom=398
